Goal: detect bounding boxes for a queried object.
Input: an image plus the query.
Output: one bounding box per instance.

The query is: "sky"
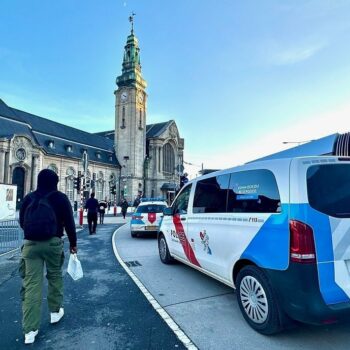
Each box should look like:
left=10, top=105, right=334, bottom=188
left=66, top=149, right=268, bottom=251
left=1, top=0, right=350, bottom=178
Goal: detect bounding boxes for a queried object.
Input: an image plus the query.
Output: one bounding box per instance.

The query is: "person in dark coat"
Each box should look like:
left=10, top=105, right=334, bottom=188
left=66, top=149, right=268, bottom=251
left=120, top=198, right=129, bottom=219
left=98, top=197, right=107, bottom=224
left=19, top=169, right=77, bottom=344
left=85, top=193, right=99, bottom=234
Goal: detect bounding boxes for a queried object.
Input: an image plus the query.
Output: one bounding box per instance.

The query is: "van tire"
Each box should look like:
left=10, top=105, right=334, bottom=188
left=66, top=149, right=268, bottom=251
left=236, top=265, right=282, bottom=335
left=131, top=231, right=137, bottom=238
left=158, top=234, right=174, bottom=264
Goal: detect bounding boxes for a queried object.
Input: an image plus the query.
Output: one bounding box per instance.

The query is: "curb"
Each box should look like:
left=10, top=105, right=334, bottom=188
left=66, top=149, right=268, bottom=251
left=111, top=226, right=198, bottom=350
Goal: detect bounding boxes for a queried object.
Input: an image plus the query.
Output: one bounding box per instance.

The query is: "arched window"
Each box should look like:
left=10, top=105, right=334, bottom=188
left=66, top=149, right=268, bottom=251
left=163, top=143, right=175, bottom=175
left=96, top=180, right=103, bottom=200
left=121, top=106, right=126, bottom=129
left=66, top=177, right=74, bottom=204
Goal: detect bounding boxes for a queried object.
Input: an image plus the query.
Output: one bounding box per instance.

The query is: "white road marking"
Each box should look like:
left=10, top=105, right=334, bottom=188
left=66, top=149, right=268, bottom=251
left=112, top=226, right=198, bottom=350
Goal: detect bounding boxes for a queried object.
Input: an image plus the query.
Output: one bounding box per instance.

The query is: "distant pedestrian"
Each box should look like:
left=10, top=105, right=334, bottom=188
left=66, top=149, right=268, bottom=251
left=120, top=198, right=129, bottom=219
left=19, top=169, right=77, bottom=344
left=133, top=195, right=141, bottom=208
left=85, top=193, right=99, bottom=234
left=98, top=197, right=107, bottom=224
left=107, top=200, right=111, bottom=213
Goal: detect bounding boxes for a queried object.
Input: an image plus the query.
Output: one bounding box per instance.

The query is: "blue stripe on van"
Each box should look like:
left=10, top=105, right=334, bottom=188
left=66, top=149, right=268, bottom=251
left=241, top=203, right=350, bottom=305
left=131, top=219, right=144, bottom=225
left=240, top=204, right=290, bottom=270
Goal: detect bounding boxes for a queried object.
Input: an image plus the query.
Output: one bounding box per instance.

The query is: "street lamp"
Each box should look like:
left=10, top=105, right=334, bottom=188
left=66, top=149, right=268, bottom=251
left=282, top=140, right=314, bottom=146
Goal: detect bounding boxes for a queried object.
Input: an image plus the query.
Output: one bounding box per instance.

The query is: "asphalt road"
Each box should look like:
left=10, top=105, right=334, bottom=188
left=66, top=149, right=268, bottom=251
left=114, top=223, right=350, bottom=350
left=0, top=224, right=186, bottom=350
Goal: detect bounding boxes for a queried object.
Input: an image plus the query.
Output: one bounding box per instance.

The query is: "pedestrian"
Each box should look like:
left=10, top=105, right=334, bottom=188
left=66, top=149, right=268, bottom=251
left=133, top=195, right=141, bottom=208
left=98, top=197, right=107, bottom=224
left=85, top=193, right=99, bottom=234
left=120, top=198, right=129, bottom=219
left=19, top=169, right=77, bottom=344
left=107, top=200, right=111, bottom=213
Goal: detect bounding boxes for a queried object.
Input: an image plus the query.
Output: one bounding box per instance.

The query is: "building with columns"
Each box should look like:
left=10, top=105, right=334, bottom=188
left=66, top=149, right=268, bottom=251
left=0, top=22, right=184, bottom=208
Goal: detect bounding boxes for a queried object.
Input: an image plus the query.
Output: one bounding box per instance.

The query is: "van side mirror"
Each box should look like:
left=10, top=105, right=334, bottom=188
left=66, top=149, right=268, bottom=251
left=163, top=207, right=173, bottom=216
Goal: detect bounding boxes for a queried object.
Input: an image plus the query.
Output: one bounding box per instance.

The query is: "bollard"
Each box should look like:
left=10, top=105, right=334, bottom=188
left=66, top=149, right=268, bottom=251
left=79, top=208, right=83, bottom=226
left=114, top=205, right=117, bottom=216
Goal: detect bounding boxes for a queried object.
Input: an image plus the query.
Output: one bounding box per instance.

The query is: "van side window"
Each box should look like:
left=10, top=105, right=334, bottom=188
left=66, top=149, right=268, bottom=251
left=172, top=184, right=192, bottom=215
left=227, top=170, right=281, bottom=213
left=193, top=174, right=230, bottom=213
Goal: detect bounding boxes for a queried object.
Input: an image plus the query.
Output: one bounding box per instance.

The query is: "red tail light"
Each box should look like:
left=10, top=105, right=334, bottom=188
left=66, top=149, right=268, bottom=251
left=289, top=220, right=316, bottom=263
left=132, top=215, right=143, bottom=220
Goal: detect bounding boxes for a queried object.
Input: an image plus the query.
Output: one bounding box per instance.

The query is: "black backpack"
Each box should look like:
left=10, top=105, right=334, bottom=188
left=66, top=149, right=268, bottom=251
left=23, top=191, right=58, bottom=241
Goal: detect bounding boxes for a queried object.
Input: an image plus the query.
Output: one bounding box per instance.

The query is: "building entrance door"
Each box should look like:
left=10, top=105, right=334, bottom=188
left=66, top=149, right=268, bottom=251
left=12, top=167, right=25, bottom=209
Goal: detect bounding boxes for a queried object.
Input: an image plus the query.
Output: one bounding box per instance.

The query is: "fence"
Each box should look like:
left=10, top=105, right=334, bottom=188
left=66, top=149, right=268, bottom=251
left=0, top=220, right=23, bottom=255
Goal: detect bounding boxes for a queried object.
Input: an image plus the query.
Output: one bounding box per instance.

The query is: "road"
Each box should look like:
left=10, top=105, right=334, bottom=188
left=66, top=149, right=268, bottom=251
left=114, top=223, right=350, bottom=350
left=0, top=222, right=186, bottom=350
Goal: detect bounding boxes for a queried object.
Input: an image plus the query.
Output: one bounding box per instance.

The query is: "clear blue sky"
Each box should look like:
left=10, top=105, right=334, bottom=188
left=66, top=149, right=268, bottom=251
left=1, top=0, right=350, bottom=177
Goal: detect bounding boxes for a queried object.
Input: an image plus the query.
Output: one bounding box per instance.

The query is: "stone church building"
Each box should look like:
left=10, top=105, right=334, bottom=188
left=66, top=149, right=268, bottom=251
left=0, top=24, right=184, bottom=208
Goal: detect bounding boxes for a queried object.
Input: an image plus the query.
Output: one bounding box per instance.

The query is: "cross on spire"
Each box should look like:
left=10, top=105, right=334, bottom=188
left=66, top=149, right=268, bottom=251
left=129, top=12, right=136, bottom=33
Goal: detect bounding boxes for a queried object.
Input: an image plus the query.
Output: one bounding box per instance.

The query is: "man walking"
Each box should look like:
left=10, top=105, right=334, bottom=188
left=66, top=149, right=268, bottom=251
left=85, top=192, right=99, bottom=234
left=19, top=169, right=77, bottom=344
left=120, top=198, right=129, bottom=219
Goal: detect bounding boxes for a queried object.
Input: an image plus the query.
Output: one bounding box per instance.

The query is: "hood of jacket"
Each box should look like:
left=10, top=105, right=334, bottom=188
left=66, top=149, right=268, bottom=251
left=36, top=169, right=59, bottom=193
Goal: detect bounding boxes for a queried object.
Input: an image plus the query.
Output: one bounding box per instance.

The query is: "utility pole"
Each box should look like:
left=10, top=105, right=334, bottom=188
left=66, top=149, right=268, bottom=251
left=79, top=150, right=88, bottom=226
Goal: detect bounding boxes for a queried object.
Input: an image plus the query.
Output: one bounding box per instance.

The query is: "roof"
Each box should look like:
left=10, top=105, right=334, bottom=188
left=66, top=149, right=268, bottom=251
left=146, top=121, right=173, bottom=138
left=0, top=99, right=119, bottom=166
left=251, top=134, right=339, bottom=162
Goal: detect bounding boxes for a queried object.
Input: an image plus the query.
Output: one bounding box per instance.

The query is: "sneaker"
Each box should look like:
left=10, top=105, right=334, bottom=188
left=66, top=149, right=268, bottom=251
left=50, top=307, right=64, bottom=324
left=24, top=330, right=38, bottom=344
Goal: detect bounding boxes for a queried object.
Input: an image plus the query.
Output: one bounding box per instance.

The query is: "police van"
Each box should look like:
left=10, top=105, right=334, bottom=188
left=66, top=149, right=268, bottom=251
left=157, top=156, right=350, bottom=334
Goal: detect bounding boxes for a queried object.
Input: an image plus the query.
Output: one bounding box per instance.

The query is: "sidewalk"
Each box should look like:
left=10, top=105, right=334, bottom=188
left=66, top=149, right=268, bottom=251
left=0, top=223, right=185, bottom=349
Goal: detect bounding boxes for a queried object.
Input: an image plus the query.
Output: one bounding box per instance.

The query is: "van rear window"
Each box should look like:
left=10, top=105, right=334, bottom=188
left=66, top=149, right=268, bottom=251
left=307, top=164, right=350, bottom=218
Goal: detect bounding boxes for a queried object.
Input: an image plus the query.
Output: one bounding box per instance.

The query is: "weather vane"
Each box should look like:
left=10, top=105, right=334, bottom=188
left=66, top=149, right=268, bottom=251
left=129, top=12, right=136, bottom=32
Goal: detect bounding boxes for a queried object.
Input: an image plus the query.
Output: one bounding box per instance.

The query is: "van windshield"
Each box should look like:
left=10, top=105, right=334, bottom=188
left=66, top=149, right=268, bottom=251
left=307, top=164, right=350, bottom=218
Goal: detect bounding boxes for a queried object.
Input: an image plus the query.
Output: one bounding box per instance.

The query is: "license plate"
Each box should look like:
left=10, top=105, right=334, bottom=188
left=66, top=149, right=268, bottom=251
left=146, top=226, right=157, bottom=231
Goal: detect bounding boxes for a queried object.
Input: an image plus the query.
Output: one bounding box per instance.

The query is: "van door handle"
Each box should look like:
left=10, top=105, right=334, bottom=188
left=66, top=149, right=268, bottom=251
left=181, top=217, right=186, bottom=221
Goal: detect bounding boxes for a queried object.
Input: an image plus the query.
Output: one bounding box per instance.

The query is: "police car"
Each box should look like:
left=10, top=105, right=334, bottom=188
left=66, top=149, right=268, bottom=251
left=130, top=198, right=168, bottom=238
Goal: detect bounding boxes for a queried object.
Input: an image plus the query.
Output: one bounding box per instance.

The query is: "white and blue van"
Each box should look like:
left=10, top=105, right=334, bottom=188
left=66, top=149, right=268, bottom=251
left=157, top=156, right=350, bottom=334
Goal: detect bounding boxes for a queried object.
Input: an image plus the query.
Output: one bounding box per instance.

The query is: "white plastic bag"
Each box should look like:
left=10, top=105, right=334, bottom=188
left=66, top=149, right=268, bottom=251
left=67, top=253, right=83, bottom=281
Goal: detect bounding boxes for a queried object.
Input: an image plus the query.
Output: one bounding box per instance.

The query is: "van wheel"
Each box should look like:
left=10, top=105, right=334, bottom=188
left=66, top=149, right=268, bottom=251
left=158, top=234, right=174, bottom=264
left=131, top=231, right=137, bottom=238
left=236, top=265, right=282, bottom=335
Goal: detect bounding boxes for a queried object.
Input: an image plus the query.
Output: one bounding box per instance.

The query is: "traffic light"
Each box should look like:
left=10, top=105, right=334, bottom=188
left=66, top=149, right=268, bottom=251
left=180, top=174, right=189, bottom=189
left=110, top=185, right=116, bottom=195
left=74, top=176, right=81, bottom=191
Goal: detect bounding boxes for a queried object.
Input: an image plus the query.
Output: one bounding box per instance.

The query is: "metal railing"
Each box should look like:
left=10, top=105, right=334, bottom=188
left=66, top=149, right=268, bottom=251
left=0, top=220, right=23, bottom=255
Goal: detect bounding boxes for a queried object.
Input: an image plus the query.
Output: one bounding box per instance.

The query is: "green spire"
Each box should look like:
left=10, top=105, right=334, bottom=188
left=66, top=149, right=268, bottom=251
left=116, top=15, right=146, bottom=89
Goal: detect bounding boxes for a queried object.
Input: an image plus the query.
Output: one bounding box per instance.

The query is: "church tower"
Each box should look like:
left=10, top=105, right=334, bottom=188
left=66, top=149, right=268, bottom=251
left=114, top=15, right=147, bottom=200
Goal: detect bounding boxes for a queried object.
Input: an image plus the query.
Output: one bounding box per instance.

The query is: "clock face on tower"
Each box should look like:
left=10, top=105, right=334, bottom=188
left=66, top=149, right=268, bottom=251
left=121, top=91, right=128, bottom=102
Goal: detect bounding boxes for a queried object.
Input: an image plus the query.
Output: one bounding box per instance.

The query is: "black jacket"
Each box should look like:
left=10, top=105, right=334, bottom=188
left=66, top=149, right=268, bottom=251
left=19, top=169, right=77, bottom=247
left=85, top=197, right=99, bottom=214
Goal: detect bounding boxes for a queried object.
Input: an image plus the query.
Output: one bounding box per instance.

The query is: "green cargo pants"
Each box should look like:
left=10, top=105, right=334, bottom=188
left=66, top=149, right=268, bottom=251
left=19, top=236, right=64, bottom=334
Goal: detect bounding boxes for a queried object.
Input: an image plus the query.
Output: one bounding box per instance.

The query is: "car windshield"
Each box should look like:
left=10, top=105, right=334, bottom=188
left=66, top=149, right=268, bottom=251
left=136, top=205, right=166, bottom=213
left=307, top=163, right=350, bottom=218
